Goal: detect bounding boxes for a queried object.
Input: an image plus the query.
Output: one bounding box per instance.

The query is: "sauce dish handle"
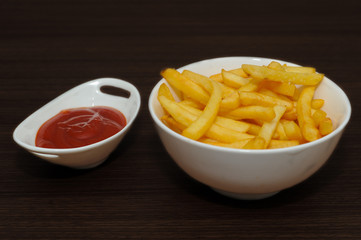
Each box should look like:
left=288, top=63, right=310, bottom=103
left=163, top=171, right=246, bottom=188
left=96, top=78, right=139, bottom=100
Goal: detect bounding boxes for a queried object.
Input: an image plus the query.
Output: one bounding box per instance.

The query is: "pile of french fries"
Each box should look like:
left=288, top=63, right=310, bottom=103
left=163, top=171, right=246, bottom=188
left=157, top=61, right=333, bottom=149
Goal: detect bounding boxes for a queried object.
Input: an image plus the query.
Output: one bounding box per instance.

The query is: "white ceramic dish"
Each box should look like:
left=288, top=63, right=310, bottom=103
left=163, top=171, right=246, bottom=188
left=148, top=56, right=351, bottom=200
left=13, top=78, right=141, bottom=169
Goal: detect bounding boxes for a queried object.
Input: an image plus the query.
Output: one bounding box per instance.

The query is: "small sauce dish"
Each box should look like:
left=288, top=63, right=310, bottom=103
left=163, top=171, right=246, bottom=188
left=13, top=78, right=141, bottom=169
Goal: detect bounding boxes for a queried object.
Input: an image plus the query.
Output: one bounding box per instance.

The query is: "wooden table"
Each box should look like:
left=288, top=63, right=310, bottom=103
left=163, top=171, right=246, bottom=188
left=1, top=0, right=360, bottom=239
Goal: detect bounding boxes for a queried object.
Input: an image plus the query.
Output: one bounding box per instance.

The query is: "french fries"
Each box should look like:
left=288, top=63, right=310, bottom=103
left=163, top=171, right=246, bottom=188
left=222, top=69, right=250, bottom=88
left=182, top=79, right=222, bottom=140
left=158, top=96, right=254, bottom=143
left=238, top=91, right=293, bottom=111
left=210, top=67, right=248, bottom=82
left=257, top=105, right=287, bottom=148
left=242, top=64, right=324, bottom=85
left=297, top=87, right=321, bottom=142
left=222, top=106, right=275, bottom=122
left=158, top=61, right=333, bottom=149
left=161, top=68, right=209, bottom=105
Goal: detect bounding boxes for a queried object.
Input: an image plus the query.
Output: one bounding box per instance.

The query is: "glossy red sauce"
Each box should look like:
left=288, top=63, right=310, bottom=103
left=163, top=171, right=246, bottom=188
left=35, top=106, right=127, bottom=149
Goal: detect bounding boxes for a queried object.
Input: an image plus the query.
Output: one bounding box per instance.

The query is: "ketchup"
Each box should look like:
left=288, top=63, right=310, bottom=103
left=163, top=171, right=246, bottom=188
left=35, top=106, right=127, bottom=149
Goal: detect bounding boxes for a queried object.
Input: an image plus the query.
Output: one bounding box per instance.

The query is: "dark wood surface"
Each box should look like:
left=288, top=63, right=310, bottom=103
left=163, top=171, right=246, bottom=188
left=1, top=0, right=360, bottom=239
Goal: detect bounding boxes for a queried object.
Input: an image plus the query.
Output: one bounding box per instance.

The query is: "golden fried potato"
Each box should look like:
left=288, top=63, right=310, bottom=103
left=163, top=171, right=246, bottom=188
left=242, top=64, right=324, bottom=85
left=182, top=80, right=222, bottom=140
left=297, top=87, right=321, bottom=142
left=158, top=61, right=332, bottom=150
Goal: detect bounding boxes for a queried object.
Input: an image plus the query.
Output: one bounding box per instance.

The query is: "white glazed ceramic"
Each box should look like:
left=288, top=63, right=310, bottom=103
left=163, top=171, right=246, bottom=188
left=148, top=57, right=351, bottom=200
left=13, top=78, right=141, bottom=169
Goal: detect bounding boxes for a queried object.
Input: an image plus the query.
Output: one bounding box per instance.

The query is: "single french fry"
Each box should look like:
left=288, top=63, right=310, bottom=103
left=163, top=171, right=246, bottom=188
left=158, top=83, right=176, bottom=101
left=269, top=140, right=299, bottom=149
left=242, top=136, right=266, bottom=149
left=283, top=64, right=316, bottom=74
left=267, top=61, right=284, bottom=71
left=182, top=70, right=212, bottom=93
left=282, top=107, right=297, bottom=121
left=205, top=125, right=255, bottom=143
left=247, top=118, right=264, bottom=127
left=199, top=138, right=224, bottom=146
left=290, top=87, right=302, bottom=101
left=222, top=69, right=250, bottom=88
left=319, top=117, right=333, bottom=136
left=275, top=122, right=288, bottom=140
left=210, top=67, right=248, bottom=82
left=180, top=98, right=204, bottom=109
left=246, top=123, right=262, bottom=136
left=239, top=91, right=293, bottom=111
left=259, top=88, right=293, bottom=104
left=228, top=67, right=249, bottom=77
left=257, top=87, right=280, bottom=98
left=258, top=105, right=287, bottom=148
left=312, top=109, right=327, bottom=127
left=223, top=106, right=275, bottom=122
left=238, top=82, right=259, bottom=92
left=242, top=64, right=324, bottom=85
left=182, top=79, right=222, bottom=140
left=161, top=68, right=209, bottom=105
left=158, top=83, right=177, bottom=116
left=161, top=115, right=186, bottom=133
left=226, top=140, right=252, bottom=149
left=200, top=138, right=251, bottom=149
left=261, top=80, right=296, bottom=97
left=280, top=119, right=303, bottom=142
left=159, top=96, right=194, bottom=126
left=297, top=87, right=321, bottom=142
left=209, top=74, right=223, bottom=82
left=160, top=75, right=183, bottom=100
left=220, top=83, right=238, bottom=97
left=220, top=90, right=241, bottom=111
left=311, top=99, right=325, bottom=109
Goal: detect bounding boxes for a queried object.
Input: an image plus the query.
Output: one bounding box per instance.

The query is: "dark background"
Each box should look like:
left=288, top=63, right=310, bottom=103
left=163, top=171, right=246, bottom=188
left=1, top=0, right=360, bottom=239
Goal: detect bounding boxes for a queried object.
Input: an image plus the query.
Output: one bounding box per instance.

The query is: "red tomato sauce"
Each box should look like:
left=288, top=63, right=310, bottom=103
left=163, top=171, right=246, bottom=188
left=35, top=106, right=127, bottom=149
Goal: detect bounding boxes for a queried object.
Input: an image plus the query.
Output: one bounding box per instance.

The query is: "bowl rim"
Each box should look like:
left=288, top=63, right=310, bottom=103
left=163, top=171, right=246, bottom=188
left=148, top=56, right=352, bottom=154
left=13, top=78, right=142, bottom=154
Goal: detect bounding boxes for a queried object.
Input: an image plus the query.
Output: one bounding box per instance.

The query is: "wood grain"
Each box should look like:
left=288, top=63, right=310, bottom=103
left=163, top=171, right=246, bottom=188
left=1, top=0, right=360, bottom=239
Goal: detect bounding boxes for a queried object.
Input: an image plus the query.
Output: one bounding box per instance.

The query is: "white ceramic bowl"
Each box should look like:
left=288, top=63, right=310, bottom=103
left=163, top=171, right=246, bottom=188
left=148, top=57, right=351, bottom=200
left=13, top=78, right=141, bottom=169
